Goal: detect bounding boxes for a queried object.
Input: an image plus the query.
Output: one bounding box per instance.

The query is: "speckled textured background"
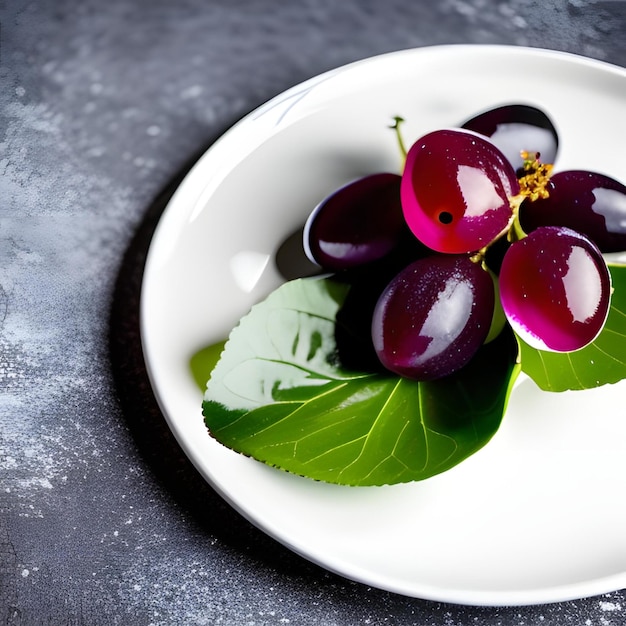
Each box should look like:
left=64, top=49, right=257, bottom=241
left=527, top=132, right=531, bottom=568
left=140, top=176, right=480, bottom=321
left=1, top=0, right=626, bottom=624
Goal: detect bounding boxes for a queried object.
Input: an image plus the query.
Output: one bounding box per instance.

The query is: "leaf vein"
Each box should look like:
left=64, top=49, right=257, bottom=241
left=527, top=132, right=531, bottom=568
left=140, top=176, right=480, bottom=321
left=586, top=342, right=626, bottom=366
left=565, top=352, right=586, bottom=388
left=233, top=382, right=350, bottom=439
left=255, top=356, right=371, bottom=382
left=335, top=378, right=405, bottom=480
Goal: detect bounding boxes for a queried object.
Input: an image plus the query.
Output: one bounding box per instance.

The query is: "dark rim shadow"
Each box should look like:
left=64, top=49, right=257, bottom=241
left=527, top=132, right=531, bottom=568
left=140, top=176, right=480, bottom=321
left=107, top=143, right=333, bottom=581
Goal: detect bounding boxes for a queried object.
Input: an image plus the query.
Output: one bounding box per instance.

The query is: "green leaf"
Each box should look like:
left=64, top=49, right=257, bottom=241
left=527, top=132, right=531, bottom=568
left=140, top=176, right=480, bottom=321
left=519, top=263, right=626, bottom=392
left=190, top=341, right=226, bottom=390
left=202, top=277, right=520, bottom=486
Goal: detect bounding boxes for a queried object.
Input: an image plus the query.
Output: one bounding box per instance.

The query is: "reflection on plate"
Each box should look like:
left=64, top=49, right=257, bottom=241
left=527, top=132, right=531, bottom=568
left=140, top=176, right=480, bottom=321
left=140, top=45, right=626, bottom=606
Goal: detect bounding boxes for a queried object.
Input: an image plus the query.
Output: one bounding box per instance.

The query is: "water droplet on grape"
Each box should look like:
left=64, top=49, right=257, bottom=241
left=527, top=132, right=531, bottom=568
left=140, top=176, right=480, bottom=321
left=499, top=226, right=611, bottom=352
left=371, top=255, right=495, bottom=380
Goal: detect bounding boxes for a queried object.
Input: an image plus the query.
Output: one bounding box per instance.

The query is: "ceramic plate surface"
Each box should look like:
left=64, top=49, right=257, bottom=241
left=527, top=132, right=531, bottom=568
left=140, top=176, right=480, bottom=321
left=140, top=45, right=626, bottom=606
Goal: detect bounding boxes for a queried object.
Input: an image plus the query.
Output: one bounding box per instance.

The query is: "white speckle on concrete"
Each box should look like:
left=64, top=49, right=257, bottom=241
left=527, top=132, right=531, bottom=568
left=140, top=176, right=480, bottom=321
left=181, top=85, right=203, bottom=99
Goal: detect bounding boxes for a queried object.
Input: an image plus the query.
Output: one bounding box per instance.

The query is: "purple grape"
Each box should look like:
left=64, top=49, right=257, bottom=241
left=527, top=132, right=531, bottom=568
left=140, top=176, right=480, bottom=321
left=519, top=170, right=626, bottom=252
left=499, top=226, right=611, bottom=352
left=371, top=255, right=495, bottom=381
left=401, top=129, right=519, bottom=254
left=303, top=173, right=406, bottom=271
left=461, top=104, right=558, bottom=172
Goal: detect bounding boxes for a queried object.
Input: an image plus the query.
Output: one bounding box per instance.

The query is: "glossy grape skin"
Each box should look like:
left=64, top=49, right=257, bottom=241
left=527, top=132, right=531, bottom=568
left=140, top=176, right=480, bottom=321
left=519, top=170, right=626, bottom=252
left=303, top=173, right=407, bottom=271
left=371, top=255, right=495, bottom=381
left=401, top=129, right=519, bottom=254
left=499, top=226, right=611, bottom=352
left=461, top=104, right=558, bottom=172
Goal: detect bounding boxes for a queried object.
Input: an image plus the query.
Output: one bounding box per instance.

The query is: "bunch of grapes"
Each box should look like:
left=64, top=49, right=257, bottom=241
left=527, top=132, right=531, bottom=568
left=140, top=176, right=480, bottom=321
left=303, top=106, right=626, bottom=381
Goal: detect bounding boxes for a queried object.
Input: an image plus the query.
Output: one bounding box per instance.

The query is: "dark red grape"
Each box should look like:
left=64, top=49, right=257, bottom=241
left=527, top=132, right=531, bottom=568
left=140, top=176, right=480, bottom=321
left=303, top=173, right=406, bottom=271
left=519, top=170, right=626, bottom=252
left=371, top=255, right=495, bottom=380
left=499, top=226, right=611, bottom=352
left=461, top=104, right=558, bottom=172
left=401, top=129, right=519, bottom=254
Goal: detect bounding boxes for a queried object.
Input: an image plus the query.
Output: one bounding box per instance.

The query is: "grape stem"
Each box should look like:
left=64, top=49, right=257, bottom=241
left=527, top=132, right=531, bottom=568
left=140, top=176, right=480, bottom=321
left=470, top=151, right=553, bottom=267
left=390, top=116, right=408, bottom=168
left=470, top=195, right=526, bottom=266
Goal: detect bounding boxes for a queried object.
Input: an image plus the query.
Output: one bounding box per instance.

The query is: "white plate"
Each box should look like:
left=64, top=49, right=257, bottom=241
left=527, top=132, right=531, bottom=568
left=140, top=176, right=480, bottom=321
left=140, top=45, right=626, bottom=606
